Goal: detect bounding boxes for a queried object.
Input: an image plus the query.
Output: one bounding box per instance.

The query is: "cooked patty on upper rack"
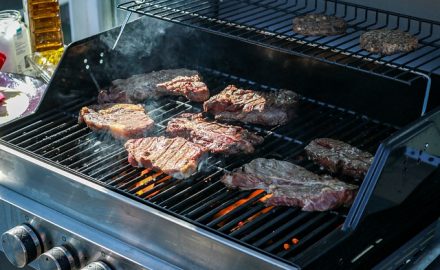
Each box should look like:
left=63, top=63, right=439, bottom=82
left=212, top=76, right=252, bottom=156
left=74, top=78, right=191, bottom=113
left=360, top=29, right=418, bottom=55
left=293, top=14, right=347, bottom=36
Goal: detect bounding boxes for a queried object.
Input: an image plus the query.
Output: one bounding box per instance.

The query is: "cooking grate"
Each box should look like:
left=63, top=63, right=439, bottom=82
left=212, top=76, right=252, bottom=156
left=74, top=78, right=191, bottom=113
left=1, top=68, right=397, bottom=265
left=118, top=0, right=440, bottom=85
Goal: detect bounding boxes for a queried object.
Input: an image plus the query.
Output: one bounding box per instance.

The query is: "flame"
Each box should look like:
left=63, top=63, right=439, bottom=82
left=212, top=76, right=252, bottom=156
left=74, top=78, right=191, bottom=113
left=214, top=190, right=264, bottom=220
left=230, top=205, right=274, bottom=232
left=283, top=243, right=290, bottom=250
left=291, top=238, right=299, bottom=245
left=134, top=169, right=170, bottom=196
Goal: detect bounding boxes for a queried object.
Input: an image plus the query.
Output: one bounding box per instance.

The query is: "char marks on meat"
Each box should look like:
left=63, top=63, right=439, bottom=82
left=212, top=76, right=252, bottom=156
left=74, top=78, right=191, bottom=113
left=78, top=103, right=154, bottom=139
left=124, top=136, right=208, bottom=179
left=203, top=85, right=299, bottom=126
left=305, top=138, right=373, bottom=179
left=98, top=69, right=210, bottom=103
left=166, top=113, right=264, bottom=155
left=221, top=158, right=357, bottom=211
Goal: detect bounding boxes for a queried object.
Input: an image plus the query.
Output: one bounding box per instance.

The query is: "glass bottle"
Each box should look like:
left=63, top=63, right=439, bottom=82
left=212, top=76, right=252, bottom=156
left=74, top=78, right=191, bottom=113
left=23, top=0, right=64, bottom=52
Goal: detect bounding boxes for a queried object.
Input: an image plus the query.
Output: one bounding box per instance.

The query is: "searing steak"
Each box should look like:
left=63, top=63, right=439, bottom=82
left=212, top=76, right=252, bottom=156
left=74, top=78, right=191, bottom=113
left=221, top=158, right=357, bottom=211
left=305, top=138, right=374, bottom=179
left=98, top=69, right=210, bottom=103
left=79, top=103, right=154, bottom=139
left=124, top=136, right=208, bottom=179
left=203, top=85, right=299, bottom=126
left=166, top=113, right=264, bottom=155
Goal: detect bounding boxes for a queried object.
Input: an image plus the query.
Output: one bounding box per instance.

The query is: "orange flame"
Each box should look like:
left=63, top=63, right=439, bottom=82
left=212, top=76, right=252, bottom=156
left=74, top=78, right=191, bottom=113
left=283, top=243, right=290, bottom=250
left=214, top=190, right=264, bottom=220
left=230, top=205, right=274, bottom=232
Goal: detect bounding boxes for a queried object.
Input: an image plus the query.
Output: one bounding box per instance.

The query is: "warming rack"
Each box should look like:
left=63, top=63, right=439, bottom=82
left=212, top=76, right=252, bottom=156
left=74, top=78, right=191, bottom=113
left=117, top=0, right=440, bottom=85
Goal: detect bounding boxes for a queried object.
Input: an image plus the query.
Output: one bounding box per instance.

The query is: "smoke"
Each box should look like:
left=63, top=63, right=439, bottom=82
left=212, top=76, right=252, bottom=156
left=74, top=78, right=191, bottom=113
left=100, top=16, right=174, bottom=57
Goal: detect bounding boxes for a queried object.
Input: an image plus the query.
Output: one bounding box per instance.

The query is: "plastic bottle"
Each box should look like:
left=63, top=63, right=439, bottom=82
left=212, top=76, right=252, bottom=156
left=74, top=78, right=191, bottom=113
left=0, top=10, right=31, bottom=73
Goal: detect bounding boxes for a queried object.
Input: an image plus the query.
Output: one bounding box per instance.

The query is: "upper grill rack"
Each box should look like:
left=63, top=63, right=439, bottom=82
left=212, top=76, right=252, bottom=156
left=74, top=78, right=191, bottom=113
left=0, top=68, right=397, bottom=267
left=118, top=0, right=440, bottom=85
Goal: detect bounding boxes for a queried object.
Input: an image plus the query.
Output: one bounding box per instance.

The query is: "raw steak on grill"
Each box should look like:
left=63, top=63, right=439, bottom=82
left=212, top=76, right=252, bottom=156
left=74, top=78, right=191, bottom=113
left=304, top=138, right=374, bottom=179
left=166, top=113, right=264, bottom=155
left=221, top=158, right=357, bottom=211
left=98, top=68, right=210, bottom=103
left=203, top=85, right=299, bottom=126
left=78, top=103, right=154, bottom=139
left=124, top=136, right=208, bottom=179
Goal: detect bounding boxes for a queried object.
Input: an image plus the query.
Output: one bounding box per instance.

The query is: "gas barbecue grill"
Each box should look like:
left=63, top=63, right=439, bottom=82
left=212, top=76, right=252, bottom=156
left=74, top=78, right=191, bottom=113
left=1, top=0, right=440, bottom=269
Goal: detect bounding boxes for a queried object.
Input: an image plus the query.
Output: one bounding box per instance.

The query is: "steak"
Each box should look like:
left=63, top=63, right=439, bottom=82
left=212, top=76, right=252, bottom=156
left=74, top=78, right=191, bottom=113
left=166, top=113, right=264, bottom=155
left=124, top=136, right=208, bottom=179
left=221, top=158, right=357, bottom=211
left=203, top=85, right=299, bottom=126
left=98, top=68, right=210, bottom=103
left=78, top=103, right=154, bottom=139
left=360, top=29, right=418, bottom=55
left=293, top=14, right=347, bottom=36
left=304, top=138, right=374, bottom=179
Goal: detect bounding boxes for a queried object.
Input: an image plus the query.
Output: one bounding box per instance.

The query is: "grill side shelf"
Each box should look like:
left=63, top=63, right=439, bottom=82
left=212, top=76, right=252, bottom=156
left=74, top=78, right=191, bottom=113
left=117, top=0, right=440, bottom=85
left=344, top=107, right=440, bottom=230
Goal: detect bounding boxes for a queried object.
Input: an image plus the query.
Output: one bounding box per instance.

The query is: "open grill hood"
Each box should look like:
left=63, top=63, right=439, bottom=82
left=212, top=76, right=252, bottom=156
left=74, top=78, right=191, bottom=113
left=1, top=10, right=440, bottom=269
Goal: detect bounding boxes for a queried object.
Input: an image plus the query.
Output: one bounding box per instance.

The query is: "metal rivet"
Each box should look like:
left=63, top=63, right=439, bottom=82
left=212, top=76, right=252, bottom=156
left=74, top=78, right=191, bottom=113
left=86, top=65, right=90, bottom=69
left=24, top=215, right=29, bottom=221
left=100, top=52, right=104, bottom=57
left=83, top=59, right=88, bottom=63
left=99, top=59, right=104, bottom=64
left=425, top=143, right=429, bottom=148
left=62, top=236, right=66, bottom=242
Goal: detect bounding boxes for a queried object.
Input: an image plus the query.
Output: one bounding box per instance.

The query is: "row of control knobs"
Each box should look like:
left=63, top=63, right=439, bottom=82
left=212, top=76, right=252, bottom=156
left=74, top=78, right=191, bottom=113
left=1, top=224, right=112, bottom=270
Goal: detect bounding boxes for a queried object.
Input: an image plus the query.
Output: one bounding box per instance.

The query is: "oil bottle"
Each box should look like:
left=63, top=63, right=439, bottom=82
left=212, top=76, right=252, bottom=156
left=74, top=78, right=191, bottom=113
left=22, top=0, right=64, bottom=52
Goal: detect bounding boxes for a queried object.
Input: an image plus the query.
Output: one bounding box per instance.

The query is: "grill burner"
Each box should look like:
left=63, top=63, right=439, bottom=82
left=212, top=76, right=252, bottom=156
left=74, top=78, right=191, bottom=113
left=1, top=68, right=397, bottom=266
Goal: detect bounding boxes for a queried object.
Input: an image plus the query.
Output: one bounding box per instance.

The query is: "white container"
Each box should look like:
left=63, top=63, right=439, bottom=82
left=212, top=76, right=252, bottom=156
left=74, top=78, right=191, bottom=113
left=0, top=10, right=31, bottom=73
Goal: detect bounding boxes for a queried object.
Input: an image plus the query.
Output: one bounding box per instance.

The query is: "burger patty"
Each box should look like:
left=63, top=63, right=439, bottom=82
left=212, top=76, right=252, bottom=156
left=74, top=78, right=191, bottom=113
left=293, top=14, right=347, bottom=36
left=360, top=29, right=418, bottom=55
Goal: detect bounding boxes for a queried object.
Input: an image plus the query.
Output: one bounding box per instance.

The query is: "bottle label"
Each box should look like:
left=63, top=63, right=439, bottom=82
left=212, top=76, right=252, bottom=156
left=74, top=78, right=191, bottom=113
left=14, top=24, right=31, bottom=73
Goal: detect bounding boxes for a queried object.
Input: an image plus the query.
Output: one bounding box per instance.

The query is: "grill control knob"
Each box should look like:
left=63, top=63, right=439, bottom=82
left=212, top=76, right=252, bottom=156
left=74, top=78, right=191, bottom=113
left=81, top=261, right=113, bottom=270
left=38, top=246, right=76, bottom=270
left=1, top=224, right=42, bottom=268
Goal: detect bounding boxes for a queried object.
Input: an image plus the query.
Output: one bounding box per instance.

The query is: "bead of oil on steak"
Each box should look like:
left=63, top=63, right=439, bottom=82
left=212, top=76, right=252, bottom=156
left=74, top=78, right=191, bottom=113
left=78, top=103, right=154, bottom=139
left=98, top=69, right=210, bottom=103
left=203, top=85, right=299, bottom=126
left=221, top=158, right=358, bottom=211
left=124, top=136, right=208, bottom=179
left=166, top=113, right=264, bottom=155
